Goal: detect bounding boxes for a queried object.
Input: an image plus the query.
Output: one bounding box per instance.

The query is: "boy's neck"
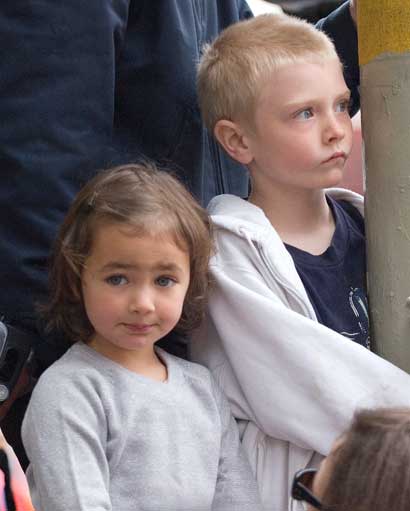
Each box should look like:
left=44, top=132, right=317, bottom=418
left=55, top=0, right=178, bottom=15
left=249, top=186, right=335, bottom=255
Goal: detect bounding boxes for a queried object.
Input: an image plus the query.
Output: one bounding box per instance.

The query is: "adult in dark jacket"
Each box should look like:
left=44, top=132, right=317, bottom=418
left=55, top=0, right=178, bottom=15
left=0, top=1, right=358, bottom=465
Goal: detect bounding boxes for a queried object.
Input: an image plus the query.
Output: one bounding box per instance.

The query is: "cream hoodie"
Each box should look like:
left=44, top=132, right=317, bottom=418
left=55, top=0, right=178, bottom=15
left=190, top=190, right=410, bottom=511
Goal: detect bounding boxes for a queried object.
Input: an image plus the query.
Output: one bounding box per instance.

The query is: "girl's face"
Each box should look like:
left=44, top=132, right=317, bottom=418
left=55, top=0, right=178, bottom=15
left=81, top=222, right=190, bottom=366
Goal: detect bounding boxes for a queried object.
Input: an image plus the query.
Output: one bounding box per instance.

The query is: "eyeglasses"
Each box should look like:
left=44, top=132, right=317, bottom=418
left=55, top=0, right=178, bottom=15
left=291, top=468, right=324, bottom=510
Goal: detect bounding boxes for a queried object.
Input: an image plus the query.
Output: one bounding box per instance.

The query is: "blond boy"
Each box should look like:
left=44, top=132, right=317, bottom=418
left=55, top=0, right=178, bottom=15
left=191, top=13, right=410, bottom=511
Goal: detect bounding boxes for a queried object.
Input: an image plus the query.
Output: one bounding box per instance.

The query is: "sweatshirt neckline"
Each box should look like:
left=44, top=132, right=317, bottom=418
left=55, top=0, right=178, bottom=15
left=72, top=342, right=181, bottom=387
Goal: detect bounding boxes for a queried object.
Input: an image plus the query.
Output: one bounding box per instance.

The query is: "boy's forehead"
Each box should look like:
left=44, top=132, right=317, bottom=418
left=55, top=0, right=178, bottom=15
left=262, top=56, right=343, bottom=85
left=257, top=58, right=347, bottom=105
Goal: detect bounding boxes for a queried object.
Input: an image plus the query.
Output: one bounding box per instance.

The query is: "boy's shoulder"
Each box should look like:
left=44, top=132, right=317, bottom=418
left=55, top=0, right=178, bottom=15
left=326, top=187, right=364, bottom=217
left=208, top=194, right=266, bottom=225
left=207, top=194, right=275, bottom=245
left=327, top=188, right=365, bottom=238
left=208, top=189, right=363, bottom=234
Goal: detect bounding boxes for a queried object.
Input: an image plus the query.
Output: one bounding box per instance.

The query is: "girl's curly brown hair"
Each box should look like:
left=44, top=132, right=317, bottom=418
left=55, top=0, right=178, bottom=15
left=43, top=162, right=213, bottom=343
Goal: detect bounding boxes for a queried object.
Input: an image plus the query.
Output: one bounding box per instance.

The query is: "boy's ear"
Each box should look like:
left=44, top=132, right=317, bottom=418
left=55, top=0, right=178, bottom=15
left=214, top=120, right=254, bottom=165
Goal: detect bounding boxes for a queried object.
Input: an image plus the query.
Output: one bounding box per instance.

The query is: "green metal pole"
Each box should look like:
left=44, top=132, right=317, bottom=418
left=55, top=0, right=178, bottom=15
left=359, top=0, right=410, bottom=371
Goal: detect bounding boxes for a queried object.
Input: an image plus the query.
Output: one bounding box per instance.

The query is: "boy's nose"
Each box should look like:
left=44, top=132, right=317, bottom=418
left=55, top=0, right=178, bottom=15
left=323, top=115, right=345, bottom=144
left=128, top=288, right=155, bottom=314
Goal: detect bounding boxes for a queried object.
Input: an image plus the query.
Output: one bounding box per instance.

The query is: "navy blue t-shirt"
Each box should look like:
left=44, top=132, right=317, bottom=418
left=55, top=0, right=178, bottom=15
left=285, top=197, right=369, bottom=349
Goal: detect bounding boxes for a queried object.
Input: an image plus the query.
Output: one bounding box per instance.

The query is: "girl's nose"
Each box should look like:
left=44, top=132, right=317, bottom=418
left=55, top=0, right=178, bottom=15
left=128, top=288, right=155, bottom=314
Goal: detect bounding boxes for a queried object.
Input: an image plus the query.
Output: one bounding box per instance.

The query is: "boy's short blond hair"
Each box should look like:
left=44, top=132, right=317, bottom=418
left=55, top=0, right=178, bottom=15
left=197, top=13, right=340, bottom=133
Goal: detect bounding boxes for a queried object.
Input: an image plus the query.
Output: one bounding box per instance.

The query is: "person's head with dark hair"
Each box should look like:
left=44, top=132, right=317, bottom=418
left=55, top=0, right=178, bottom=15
left=293, top=407, right=410, bottom=511
left=44, top=162, right=213, bottom=350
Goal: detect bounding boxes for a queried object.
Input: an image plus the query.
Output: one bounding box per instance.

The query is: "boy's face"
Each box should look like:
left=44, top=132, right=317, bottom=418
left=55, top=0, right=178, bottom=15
left=245, top=58, right=353, bottom=195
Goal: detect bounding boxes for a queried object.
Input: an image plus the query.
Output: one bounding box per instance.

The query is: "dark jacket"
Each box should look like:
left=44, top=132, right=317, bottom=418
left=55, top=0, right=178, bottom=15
left=317, top=0, right=360, bottom=114
left=0, top=0, right=358, bottom=346
left=0, top=1, right=251, bottom=341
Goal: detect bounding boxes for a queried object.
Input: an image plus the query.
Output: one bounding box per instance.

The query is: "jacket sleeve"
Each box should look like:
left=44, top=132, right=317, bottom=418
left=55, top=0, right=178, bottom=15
left=192, top=234, right=410, bottom=456
left=21, top=374, right=111, bottom=511
left=0, top=1, right=128, bottom=330
left=316, top=1, right=360, bottom=115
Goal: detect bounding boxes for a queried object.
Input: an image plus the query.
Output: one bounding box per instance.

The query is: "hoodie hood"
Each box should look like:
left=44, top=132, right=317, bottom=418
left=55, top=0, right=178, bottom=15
left=208, top=188, right=364, bottom=236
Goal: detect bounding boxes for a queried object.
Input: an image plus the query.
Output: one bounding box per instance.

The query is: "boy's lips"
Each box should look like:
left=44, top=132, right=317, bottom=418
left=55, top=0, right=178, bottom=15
left=321, top=151, right=347, bottom=164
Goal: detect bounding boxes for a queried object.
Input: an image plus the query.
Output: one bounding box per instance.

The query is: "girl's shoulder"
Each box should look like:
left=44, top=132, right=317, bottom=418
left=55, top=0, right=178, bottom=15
left=31, top=342, right=112, bottom=404
left=160, top=348, right=212, bottom=384
left=38, top=342, right=100, bottom=379
left=160, top=349, right=227, bottom=410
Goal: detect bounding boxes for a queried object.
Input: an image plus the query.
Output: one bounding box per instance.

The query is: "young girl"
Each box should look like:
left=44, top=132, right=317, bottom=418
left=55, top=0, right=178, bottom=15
left=21, top=163, right=262, bottom=511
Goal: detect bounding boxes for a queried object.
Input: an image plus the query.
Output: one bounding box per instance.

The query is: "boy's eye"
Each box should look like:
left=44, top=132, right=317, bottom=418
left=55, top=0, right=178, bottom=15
left=295, top=108, right=313, bottom=120
left=335, top=99, right=351, bottom=113
left=156, top=276, right=176, bottom=288
left=105, top=275, right=128, bottom=286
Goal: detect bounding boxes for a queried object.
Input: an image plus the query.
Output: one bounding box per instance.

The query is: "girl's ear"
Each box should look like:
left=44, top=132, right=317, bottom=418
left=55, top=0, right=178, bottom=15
left=213, top=120, right=254, bottom=165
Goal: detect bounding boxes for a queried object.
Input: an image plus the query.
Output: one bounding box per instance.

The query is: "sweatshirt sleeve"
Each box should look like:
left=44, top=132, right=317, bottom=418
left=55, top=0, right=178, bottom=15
left=21, top=371, right=111, bottom=511
left=316, top=1, right=360, bottom=115
left=210, top=378, right=263, bottom=511
left=192, top=233, right=410, bottom=457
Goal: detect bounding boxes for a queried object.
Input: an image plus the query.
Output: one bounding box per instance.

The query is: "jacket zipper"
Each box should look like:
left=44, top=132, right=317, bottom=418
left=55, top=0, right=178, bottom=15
left=258, top=243, right=317, bottom=320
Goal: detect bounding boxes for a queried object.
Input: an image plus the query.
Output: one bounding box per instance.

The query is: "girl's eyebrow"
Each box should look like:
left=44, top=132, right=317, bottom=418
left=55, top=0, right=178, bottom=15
left=155, top=263, right=184, bottom=272
left=99, top=261, right=184, bottom=273
left=99, top=262, right=136, bottom=272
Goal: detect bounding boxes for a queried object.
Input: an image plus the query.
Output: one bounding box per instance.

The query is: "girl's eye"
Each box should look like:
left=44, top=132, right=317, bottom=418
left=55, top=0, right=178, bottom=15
left=106, top=275, right=128, bottom=286
left=336, top=99, right=350, bottom=113
left=156, top=276, right=175, bottom=288
left=295, top=108, right=313, bottom=120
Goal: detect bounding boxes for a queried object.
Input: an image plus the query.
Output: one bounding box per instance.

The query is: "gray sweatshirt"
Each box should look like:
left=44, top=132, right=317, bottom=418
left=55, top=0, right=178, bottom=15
left=22, top=343, right=262, bottom=511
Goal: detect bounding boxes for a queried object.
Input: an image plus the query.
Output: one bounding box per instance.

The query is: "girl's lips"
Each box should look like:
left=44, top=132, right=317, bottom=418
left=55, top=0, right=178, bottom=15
left=123, top=323, right=154, bottom=333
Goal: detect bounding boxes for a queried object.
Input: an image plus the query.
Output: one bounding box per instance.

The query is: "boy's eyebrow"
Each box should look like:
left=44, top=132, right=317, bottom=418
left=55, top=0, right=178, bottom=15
left=336, top=89, right=351, bottom=99
left=283, top=89, right=351, bottom=109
